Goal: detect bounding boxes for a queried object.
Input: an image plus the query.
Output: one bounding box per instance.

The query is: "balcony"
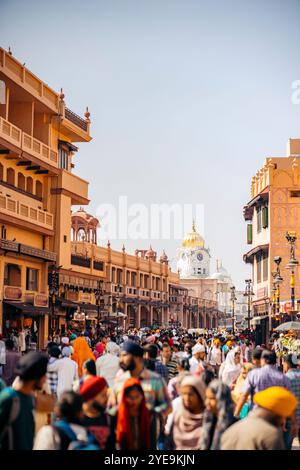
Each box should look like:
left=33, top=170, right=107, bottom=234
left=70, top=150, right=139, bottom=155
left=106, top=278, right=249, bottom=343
left=65, top=108, right=88, bottom=132
left=0, top=191, right=53, bottom=231
left=0, top=116, right=22, bottom=148
left=22, top=132, right=58, bottom=168
left=58, top=170, right=89, bottom=205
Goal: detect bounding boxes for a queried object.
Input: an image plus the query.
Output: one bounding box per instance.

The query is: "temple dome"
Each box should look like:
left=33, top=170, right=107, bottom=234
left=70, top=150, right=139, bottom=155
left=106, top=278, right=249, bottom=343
left=181, top=221, right=205, bottom=248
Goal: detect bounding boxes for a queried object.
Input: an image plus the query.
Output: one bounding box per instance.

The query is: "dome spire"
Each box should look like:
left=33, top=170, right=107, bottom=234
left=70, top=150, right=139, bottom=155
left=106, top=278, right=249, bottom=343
left=192, top=218, right=196, bottom=232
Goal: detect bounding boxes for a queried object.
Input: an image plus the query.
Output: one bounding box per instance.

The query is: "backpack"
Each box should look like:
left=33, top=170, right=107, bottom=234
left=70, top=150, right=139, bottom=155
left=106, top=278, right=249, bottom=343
left=53, top=421, right=100, bottom=450
left=0, top=390, right=21, bottom=450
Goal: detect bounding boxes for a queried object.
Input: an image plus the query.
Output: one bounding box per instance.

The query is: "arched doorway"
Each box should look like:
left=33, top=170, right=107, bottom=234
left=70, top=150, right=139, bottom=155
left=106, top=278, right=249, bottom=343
left=128, top=305, right=137, bottom=328
left=152, top=308, right=161, bottom=328
left=140, top=306, right=150, bottom=328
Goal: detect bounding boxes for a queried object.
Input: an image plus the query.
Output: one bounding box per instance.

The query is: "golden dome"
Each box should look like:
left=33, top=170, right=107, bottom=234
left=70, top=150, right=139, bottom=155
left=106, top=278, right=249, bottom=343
left=181, top=221, right=205, bottom=248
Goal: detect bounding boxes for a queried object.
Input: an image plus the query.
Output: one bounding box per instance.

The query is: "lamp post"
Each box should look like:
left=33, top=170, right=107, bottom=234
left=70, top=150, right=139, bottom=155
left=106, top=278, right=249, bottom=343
left=244, top=279, right=254, bottom=331
left=286, top=231, right=299, bottom=321
left=274, top=256, right=283, bottom=321
left=230, top=286, right=237, bottom=334
left=95, top=280, right=104, bottom=334
left=48, top=264, right=61, bottom=340
left=115, top=283, right=122, bottom=334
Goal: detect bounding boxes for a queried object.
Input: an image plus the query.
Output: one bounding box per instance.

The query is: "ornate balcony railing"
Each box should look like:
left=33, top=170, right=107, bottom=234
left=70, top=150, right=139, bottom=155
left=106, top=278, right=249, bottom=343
left=65, top=107, right=88, bottom=132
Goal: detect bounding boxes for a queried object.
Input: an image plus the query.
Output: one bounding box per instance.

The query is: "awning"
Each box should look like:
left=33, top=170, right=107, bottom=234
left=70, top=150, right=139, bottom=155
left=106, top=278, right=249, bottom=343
left=251, top=315, right=269, bottom=325
left=4, top=301, right=50, bottom=316
left=243, top=244, right=269, bottom=263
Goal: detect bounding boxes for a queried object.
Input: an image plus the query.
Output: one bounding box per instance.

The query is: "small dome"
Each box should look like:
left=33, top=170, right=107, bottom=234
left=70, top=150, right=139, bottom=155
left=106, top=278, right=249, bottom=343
left=160, top=250, right=168, bottom=263
left=211, top=263, right=232, bottom=282
left=145, top=245, right=156, bottom=260
left=72, top=207, right=99, bottom=226
left=181, top=221, right=204, bottom=249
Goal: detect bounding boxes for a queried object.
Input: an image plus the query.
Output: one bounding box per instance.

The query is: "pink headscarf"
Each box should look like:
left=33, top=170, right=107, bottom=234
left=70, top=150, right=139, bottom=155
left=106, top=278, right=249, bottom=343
left=93, top=342, right=104, bottom=360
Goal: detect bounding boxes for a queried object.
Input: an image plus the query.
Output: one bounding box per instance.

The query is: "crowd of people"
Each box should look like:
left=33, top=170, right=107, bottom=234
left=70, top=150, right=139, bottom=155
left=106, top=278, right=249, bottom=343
left=0, top=326, right=299, bottom=451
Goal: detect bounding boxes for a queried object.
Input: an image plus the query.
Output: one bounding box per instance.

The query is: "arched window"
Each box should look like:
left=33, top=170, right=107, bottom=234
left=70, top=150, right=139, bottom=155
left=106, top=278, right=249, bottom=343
left=36, top=181, right=43, bottom=198
left=26, top=176, right=33, bottom=194
left=7, top=168, right=15, bottom=186
left=17, top=173, right=25, bottom=190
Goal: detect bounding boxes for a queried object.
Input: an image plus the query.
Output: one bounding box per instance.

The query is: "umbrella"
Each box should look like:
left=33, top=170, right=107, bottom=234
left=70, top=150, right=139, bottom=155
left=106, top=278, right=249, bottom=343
left=275, top=321, right=300, bottom=331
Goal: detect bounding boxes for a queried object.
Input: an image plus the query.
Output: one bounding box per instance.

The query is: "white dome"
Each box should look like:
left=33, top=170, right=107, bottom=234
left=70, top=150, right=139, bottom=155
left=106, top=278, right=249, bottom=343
left=211, top=265, right=232, bottom=282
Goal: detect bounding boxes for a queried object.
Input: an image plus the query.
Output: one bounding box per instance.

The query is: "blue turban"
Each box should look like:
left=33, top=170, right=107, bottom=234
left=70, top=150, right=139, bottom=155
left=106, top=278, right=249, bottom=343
left=122, top=340, right=144, bottom=357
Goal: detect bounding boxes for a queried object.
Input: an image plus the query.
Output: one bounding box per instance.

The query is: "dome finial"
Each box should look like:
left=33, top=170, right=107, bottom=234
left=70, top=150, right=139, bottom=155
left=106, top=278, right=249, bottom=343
left=192, top=218, right=196, bottom=232
left=216, top=259, right=219, bottom=271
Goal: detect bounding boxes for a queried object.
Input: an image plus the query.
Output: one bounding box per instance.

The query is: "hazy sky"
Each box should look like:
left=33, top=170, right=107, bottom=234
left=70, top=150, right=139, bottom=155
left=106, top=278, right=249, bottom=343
left=1, top=0, right=300, bottom=289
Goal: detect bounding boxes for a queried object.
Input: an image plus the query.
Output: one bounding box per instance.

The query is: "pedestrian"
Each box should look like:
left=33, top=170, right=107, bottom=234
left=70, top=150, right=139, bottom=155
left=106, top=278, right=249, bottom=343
left=96, top=342, right=120, bottom=388
left=251, top=347, right=263, bottom=368
left=189, top=344, right=206, bottom=374
left=231, top=363, right=255, bottom=418
left=200, top=379, right=236, bottom=449
left=33, top=391, right=99, bottom=450
left=207, top=339, right=222, bottom=377
left=1, top=339, right=21, bottom=386
left=282, top=354, right=300, bottom=449
left=48, top=347, right=79, bottom=400
left=73, top=358, right=97, bottom=392
left=167, top=358, right=190, bottom=400
left=109, top=341, right=171, bottom=448
left=164, top=375, right=206, bottom=450
left=160, top=343, right=178, bottom=381
left=0, top=334, right=6, bottom=378
left=93, top=342, right=104, bottom=360
left=221, top=348, right=242, bottom=388
left=46, top=345, right=61, bottom=397
left=72, top=334, right=95, bottom=377
left=0, top=351, right=48, bottom=450
left=221, top=386, right=298, bottom=450
left=80, top=375, right=115, bottom=449
left=143, top=344, right=169, bottom=383
left=116, top=377, right=150, bottom=450
left=234, top=350, right=293, bottom=418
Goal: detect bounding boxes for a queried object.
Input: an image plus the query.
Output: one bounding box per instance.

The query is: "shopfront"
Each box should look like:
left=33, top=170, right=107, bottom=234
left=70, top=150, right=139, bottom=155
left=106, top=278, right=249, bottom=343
left=3, top=300, right=50, bottom=350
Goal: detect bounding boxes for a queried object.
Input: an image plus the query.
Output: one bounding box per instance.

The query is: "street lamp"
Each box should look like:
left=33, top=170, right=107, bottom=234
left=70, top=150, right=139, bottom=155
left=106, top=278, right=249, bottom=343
left=286, top=231, right=299, bottom=321
left=274, top=256, right=283, bottom=320
left=95, top=280, right=104, bottom=333
left=244, top=279, right=254, bottom=331
left=230, top=286, right=237, bottom=334
left=115, top=283, right=122, bottom=333
left=48, top=264, right=61, bottom=340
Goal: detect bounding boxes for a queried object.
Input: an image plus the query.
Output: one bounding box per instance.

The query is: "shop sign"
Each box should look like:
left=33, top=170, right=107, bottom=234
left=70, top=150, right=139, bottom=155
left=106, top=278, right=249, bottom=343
left=24, top=293, right=35, bottom=304
left=74, top=312, right=85, bottom=321
left=34, top=294, right=48, bottom=308
left=79, top=292, right=92, bottom=303
left=66, top=291, right=79, bottom=302
left=3, top=286, right=22, bottom=300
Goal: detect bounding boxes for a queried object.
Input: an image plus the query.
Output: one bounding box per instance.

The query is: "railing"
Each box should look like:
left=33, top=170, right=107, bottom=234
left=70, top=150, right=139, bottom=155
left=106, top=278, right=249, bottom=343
left=22, top=132, right=58, bottom=166
left=0, top=193, right=53, bottom=229
left=0, top=116, right=22, bottom=148
left=71, top=255, right=91, bottom=268
left=65, top=108, right=88, bottom=132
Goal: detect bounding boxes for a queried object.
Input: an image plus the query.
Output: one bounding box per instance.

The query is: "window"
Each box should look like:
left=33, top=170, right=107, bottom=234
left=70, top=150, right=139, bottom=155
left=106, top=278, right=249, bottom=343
left=256, top=253, right=262, bottom=283
left=203, top=268, right=206, bottom=274
left=59, top=148, right=69, bottom=170
left=0, top=163, right=3, bottom=180
left=257, top=207, right=262, bottom=233
left=7, top=168, right=15, bottom=186
left=36, top=181, right=43, bottom=198
left=263, top=252, right=268, bottom=281
left=4, top=263, right=21, bottom=286
left=26, top=177, right=33, bottom=194
left=132, top=272, right=136, bottom=287
left=247, top=224, right=253, bottom=244
left=26, top=268, right=39, bottom=291
left=262, top=206, right=268, bottom=229
left=198, top=268, right=202, bottom=274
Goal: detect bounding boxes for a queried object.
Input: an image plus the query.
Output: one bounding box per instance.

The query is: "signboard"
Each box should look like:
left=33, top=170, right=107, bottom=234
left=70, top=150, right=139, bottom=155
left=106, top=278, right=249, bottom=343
left=66, top=291, right=79, bottom=302
left=3, top=286, right=22, bottom=300
left=78, top=292, right=92, bottom=303
left=24, top=293, right=35, bottom=304
left=34, top=294, right=48, bottom=308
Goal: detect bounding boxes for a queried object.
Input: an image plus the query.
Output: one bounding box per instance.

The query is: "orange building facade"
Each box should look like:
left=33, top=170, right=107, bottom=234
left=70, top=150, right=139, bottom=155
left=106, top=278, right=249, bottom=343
left=0, top=47, right=221, bottom=348
left=243, top=138, right=300, bottom=342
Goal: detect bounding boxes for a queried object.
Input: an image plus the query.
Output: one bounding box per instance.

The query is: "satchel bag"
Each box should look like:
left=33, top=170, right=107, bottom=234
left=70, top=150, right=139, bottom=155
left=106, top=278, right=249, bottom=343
left=35, top=390, right=56, bottom=414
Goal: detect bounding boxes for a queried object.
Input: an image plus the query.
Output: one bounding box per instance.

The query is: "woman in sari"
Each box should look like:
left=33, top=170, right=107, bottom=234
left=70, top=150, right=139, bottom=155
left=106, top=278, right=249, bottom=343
left=72, top=334, right=95, bottom=378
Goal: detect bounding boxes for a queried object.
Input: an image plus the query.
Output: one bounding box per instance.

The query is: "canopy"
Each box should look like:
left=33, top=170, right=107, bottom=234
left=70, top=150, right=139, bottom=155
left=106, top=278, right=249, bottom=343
left=275, top=321, right=300, bottom=331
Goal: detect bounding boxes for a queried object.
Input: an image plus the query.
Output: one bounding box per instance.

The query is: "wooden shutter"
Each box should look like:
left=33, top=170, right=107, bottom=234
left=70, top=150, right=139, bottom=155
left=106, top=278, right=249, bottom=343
left=247, top=224, right=253, bottom=244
